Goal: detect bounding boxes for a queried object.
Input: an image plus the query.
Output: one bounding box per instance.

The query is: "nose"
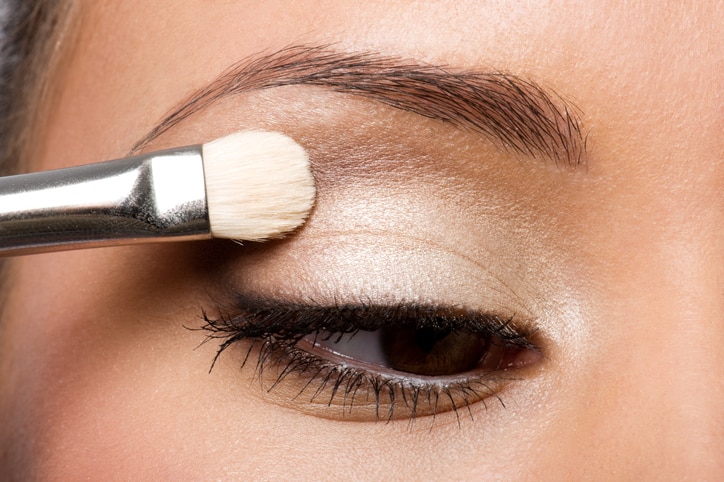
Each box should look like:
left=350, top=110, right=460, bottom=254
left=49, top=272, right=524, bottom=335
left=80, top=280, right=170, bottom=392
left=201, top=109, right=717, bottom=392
left=584, top=227, right=724, bottom=475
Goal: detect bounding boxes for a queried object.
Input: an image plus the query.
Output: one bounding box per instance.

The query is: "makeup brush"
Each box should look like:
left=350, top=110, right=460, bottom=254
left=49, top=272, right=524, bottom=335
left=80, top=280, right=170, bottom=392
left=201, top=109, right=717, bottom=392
left=0, top=130, right=315, bottom=256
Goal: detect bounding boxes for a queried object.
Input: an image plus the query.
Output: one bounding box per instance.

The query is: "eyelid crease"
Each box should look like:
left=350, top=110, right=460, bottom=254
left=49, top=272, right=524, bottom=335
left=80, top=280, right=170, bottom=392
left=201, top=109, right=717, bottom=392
left=260, top=229, right=534, bottom=312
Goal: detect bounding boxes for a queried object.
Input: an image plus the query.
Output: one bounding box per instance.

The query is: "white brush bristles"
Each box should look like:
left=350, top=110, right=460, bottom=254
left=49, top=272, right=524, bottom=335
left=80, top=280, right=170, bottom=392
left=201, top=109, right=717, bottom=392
left=202, top=131, right=315, bottom=241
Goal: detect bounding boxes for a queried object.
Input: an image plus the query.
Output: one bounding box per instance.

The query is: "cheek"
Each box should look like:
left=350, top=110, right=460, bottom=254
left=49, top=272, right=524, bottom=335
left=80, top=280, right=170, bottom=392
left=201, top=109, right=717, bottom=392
left=0, top=247, right=244, bottom=477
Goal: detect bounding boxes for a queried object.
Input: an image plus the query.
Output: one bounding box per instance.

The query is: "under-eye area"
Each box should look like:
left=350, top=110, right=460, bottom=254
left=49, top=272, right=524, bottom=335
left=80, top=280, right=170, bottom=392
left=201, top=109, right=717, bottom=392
left=199, top=297, right=542, bottom=425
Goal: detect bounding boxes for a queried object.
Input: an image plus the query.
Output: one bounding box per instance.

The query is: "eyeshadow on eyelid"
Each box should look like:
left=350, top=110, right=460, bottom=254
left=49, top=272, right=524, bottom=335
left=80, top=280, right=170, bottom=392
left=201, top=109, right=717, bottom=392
left=217, top=233, right=538, bottom=322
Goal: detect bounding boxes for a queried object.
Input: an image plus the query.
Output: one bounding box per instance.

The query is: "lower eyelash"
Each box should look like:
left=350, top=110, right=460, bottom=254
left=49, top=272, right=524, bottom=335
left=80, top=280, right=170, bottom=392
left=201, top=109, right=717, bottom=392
left=270, top=338, right=507, bottom=426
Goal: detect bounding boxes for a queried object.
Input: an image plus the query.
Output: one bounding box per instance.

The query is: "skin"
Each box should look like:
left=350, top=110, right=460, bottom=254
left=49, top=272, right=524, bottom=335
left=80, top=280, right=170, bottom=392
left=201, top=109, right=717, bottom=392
left=1, top=0, right=722, bottom=479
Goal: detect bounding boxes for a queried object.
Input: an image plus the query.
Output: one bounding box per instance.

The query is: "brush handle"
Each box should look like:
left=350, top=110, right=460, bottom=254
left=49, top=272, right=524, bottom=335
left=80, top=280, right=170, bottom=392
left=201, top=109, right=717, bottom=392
left=0, top=146, right=210, bottom=256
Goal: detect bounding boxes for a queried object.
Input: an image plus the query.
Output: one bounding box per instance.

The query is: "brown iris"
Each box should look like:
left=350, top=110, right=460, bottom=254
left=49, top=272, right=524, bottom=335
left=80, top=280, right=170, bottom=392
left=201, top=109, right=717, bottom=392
left=380, top=326, right=490, bottom=376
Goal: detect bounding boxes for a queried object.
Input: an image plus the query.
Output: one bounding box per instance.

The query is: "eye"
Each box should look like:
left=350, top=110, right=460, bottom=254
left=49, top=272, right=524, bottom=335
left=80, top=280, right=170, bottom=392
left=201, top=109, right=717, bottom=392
left=201, top=299, right=542, bottom=425
left=379, top=326, right=492, bottom=376
left=305, top=324, right=533, bottom=377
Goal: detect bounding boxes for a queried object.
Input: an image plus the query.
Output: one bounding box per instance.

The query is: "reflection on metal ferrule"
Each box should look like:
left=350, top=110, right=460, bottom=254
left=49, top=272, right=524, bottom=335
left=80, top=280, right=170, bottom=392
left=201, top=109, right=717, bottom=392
left=0, top=145, right=210, bottom=256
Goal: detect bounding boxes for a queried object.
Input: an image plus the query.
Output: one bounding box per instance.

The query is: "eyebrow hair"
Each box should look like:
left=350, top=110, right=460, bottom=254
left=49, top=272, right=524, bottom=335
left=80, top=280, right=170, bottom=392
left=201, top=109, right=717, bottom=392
left=132, top=45, right=586, bottom=165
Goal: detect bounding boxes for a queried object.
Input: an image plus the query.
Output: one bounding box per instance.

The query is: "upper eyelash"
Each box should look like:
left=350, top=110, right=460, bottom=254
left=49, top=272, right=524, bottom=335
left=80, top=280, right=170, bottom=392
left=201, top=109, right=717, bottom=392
left=197, top=295, right=538, bottom=425
left=201, top=295, right=535, bottom=350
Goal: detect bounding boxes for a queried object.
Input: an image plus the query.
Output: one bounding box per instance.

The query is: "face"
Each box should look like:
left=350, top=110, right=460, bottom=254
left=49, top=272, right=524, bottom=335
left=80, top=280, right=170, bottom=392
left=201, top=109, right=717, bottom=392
left=1, top=0, right=722, bottom=478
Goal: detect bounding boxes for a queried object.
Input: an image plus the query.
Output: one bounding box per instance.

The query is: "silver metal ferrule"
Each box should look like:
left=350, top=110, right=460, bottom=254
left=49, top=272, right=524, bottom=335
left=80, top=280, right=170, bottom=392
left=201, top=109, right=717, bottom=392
left=0, top=146, right=210, bottom=256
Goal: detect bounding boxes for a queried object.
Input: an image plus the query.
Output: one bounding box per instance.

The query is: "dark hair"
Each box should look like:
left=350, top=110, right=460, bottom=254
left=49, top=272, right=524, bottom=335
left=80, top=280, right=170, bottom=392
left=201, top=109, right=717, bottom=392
left=0, top=0, right=69, bottom=175
left=0, top=1, right=72, bottom=313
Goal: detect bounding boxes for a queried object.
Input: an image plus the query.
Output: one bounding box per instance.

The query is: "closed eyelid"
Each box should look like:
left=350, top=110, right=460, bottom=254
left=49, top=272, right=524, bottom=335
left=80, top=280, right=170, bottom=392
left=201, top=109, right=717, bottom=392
left=216, top=229, right=538, bottom=325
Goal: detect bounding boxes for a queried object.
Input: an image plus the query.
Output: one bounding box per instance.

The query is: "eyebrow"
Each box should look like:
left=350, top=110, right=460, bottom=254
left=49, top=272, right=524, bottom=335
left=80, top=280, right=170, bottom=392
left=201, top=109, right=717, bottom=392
left=132, top=45, right=586, bottom=165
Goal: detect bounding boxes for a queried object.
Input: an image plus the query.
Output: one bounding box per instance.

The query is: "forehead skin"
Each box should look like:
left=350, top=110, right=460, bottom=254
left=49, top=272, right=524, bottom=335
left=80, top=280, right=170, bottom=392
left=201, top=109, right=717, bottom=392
left=1, top=0, right=723, bottom=479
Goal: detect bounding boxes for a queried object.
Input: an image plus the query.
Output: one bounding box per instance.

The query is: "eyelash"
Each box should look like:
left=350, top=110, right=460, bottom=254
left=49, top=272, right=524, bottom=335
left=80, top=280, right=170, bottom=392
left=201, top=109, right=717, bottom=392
left=198, top=296, right=539, bottom=426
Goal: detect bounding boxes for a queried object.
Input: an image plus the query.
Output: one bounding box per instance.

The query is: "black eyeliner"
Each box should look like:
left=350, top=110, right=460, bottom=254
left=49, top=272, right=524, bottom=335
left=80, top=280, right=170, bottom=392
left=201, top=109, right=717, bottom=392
left=201, top=294, right=536, bottom=349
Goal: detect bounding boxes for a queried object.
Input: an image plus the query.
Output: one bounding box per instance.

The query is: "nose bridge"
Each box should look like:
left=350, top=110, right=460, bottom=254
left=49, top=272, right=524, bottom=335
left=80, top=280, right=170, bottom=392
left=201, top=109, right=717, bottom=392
left=658, top=308, right=724, bottom=461
left=649, top=203, right=724, bottom=456
left=568, top=181, right=724, bottom=475
left=573, top=269, right=724, bottom=476
left=624, top=206, right=724, bottom=470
